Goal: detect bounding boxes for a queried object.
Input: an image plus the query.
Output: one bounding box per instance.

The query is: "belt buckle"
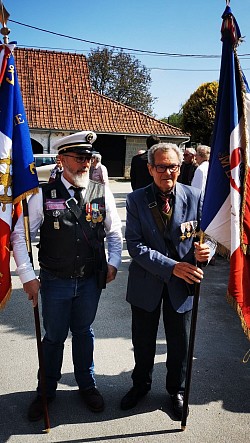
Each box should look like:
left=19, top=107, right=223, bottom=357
left=65, top=197, right=78, bottom=208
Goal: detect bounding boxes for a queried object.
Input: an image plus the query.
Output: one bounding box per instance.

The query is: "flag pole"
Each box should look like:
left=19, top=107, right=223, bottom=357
left=181, top=232, right=204, bottom=431
left=22, top=198, right=50, bottom=433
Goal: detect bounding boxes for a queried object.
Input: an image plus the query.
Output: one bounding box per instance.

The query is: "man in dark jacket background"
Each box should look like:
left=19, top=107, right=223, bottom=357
left=130, top=135, right=160, bottom=190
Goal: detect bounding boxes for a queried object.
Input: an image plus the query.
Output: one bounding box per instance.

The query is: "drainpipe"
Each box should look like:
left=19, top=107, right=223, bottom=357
left=47, top=131, right=52, bottom=153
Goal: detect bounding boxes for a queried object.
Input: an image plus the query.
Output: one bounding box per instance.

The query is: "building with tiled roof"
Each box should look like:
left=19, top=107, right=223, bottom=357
left=15, top=47, right=189, bottom=177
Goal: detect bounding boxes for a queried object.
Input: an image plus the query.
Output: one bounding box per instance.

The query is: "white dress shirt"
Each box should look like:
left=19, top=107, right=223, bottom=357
left=191, top=161, right=209, bottom=195
left=11, top=176, right=123, bottom=284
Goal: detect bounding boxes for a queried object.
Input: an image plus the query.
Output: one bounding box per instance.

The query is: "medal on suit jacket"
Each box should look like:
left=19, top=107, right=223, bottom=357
left=180, top=223, right=186, bottom=240
left=180, top=220, right=198, bottom=240
left=191, top=220, right=198, bottom=237
left=186, top=222, right=192, bottom=238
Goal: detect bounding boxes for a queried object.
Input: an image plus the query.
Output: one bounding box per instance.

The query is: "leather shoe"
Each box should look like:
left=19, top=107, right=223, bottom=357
left=28, top=395, right=54, bottom=422
left=120, top=386, right=150, bottom=410
left=80, top=387, right=104, bottom=412
left=170, top=392, right=189, bottom=420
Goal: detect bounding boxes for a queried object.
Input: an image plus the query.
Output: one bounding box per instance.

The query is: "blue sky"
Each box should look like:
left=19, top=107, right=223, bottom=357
left=2, top=0, right=250, bottom=118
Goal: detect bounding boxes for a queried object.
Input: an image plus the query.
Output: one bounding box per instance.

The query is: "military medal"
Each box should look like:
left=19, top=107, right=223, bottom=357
left=186, top=222, right=192, bottom=238
left=190, top=220, right=197, bottom=237
left=180, top=223, right=186, bottom=240
left=85, top=202, right=104, bottom=227
left=51, top=189, right=57, bottom=198
left=86, top=203, right=92, bottom=221
left=91, top=203, right=98, bottom=224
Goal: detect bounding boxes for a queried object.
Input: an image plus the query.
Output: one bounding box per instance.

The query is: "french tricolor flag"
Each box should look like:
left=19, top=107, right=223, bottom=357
left=201, top=5, right=250, bottom=340
left=0, top=43, right=39, bottom=308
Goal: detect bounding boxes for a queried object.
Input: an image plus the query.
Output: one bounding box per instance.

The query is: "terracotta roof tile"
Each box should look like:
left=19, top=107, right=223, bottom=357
left=14, top=48, right=187, bottom=138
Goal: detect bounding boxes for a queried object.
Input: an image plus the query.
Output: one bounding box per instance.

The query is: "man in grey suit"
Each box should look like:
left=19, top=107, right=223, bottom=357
left=121, top=143, right=215, bottom=419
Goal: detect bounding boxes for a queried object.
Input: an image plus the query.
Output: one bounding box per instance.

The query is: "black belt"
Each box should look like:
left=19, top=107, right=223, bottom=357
left=40, top=263, right=95, bottom=280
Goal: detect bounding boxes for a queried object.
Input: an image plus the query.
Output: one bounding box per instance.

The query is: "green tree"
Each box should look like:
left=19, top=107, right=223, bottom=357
left=182, top=81, right=219, bottom=144
left=87, top=47, right=155, bottom=115
left=161, top=112, right=183, bottom=129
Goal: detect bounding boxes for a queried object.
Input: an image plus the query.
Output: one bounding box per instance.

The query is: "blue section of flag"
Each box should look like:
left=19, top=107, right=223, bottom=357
left=0, top=49, right=39, bottom=201
left=200, top=7, right=247, bottom=232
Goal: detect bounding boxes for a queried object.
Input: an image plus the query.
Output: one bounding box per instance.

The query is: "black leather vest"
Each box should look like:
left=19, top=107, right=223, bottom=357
left=38, top=179, right=106, bottom=278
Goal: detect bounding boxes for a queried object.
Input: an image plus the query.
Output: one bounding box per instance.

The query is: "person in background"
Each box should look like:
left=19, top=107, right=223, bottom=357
left=11, top=130, right=122, bottom=422
left=191, top=145, right=211, bottom=196
left=137, top=149, right=146, bottom=155
left=121, top=143, right=215, bottom=420
left=90, top=152, right=109, bottom=185
left=191, top=145, right=216, bottom=265
left=178, top=147, right=197, bottom=185
left=48, top=155, right=63, bottom=182
left=130, top=135, right=161, bottom=190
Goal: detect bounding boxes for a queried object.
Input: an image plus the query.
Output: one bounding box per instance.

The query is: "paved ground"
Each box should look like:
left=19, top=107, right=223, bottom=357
left=0, top=180, right=249, bottom=443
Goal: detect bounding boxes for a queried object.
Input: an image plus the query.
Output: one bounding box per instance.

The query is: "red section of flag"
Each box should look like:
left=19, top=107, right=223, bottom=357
left=228, top=247, right=250, bottom=339
left=242, top=170, right=250, bottom=247
left=0, top=218, right=11, bottom=308
left=0, top=44, right=11, bottom=85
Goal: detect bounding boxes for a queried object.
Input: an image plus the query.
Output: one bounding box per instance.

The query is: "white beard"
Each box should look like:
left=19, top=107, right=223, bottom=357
left=64, top=164, right=90, bottom=188
left=73, top=173, right=89, bottom=188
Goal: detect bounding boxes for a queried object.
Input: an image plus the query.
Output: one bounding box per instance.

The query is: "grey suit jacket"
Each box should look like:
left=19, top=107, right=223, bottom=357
left=125, top=182, right=209, bottom=313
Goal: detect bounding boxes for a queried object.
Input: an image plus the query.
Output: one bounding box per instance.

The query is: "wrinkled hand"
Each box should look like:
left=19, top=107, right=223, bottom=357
left=194, top=242, right=210, bottom=263
left=173, top=262, right=204, bottom=284
left=106, top=264, right=117, bottom=284
left=23, top=279, right=40, bottom=307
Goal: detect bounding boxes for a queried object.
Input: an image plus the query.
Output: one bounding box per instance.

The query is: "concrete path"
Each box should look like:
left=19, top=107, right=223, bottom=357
left=0, top=180, right=249, bottom=443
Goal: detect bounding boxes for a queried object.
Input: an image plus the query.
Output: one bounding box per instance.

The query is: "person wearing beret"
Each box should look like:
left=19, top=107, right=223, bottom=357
left=11, top=130, right=123, bottom=421
left=121, top=143, right=215, bottom=419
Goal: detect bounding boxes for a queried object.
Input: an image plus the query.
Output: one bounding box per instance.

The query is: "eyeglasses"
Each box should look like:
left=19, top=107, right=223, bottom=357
left=154, top=164, right=180, bottom=173
left=63, top=154, right=92, bottom=163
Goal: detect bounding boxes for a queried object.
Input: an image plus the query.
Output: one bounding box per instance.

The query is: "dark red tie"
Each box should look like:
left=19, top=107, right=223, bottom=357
left=160, top=194, right=171, bottom=214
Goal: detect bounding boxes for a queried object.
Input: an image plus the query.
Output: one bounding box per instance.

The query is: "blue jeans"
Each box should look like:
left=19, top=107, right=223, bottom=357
left=38, top=269, right=102, bottom=397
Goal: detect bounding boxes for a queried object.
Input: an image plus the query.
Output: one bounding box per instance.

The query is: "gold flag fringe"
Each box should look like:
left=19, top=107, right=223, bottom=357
left=0, top=188, right=38, bottom=310
left=227, top=291, right=250, bottom=341
left=234, top=48, right=250, bottom=256
left=0, top=284, right=12, bottom=310
left=13, top=187, right=39, bottom=205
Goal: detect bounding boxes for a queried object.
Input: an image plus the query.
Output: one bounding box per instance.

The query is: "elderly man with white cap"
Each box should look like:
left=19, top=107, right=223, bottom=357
left=11, top=130, right=123, bottom=421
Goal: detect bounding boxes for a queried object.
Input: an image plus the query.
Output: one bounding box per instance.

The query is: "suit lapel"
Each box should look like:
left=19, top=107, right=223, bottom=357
left=143, top=186, right=166, bottom=253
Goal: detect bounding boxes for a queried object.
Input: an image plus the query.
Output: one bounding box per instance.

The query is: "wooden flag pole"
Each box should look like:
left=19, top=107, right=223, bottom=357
left=22, top=198, right=50, bottom=433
